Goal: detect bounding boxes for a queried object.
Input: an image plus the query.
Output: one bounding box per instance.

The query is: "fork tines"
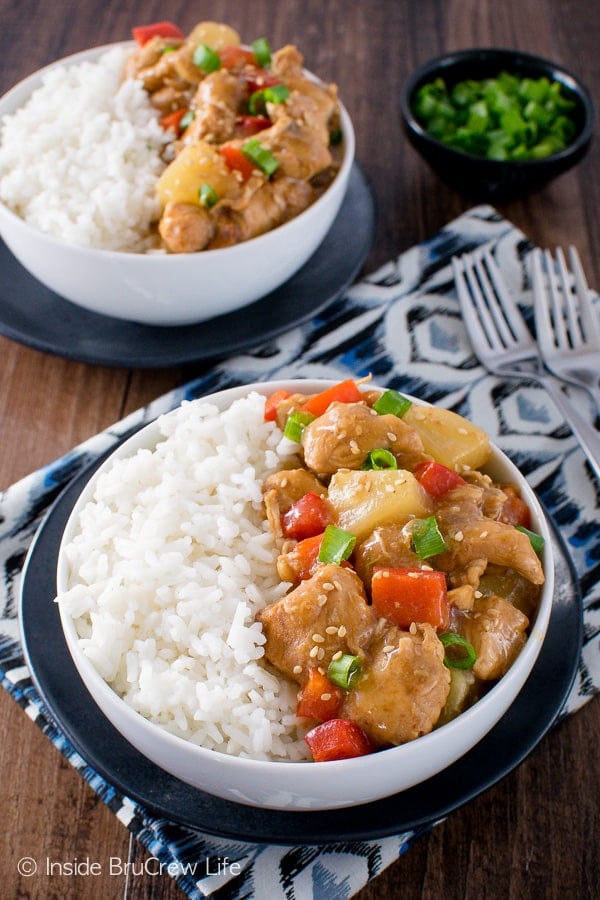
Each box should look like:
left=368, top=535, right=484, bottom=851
left=453, top=248, right=531, bottom=353
left=532, top=245, right=600, bottom=351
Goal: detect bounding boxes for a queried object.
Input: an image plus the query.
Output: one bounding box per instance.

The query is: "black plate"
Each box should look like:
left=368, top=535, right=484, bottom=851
left=19, top=450, right=582, bottom=845
left=0, top=164, right=374, bottom=369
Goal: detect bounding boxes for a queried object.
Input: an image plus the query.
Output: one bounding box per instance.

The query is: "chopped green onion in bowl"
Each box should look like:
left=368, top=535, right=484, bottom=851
left=412, top=70, right=578, bottom=161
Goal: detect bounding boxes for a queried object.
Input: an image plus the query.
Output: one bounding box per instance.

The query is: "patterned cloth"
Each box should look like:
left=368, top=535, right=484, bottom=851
left=1, top=205, right=598, bottom=898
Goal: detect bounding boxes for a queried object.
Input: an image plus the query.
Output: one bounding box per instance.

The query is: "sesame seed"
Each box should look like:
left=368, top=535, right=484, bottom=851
left=421, top=564, right=434, bottom=571
left=458, top=427, right=469, bottom=435
left=322, top=582, right=335, bottom=592
left=318, top=594, right=328, bottom=606
left=454, top=530, right=464, bottom=542
left=317, top=648, right=325, bottom=660
left=479, top=530, right=489, bottom=538
left=309, top=646, right=319, bottom=658
left=338, top=431, right=347, bottom=439
left=312, top=633, right=325, bottom=643
left=387, top=432, right=397, bottom=442
left=338, top=625, right=347, bottom=638
left=474, top=590, right=482, bottom=598
left=280, top=477, right=288, bottom=487
left=318, top=666, right=326, bottom=675
left=408, top=571, right=420, bottom=579
left=332, top=650, right=343, bottom=660
left=321, top=692, right=332, bottom=701
left=293, top=665, right=302, bottom=675
left=383, top=644, right=395, bottom=653
left=333, top=580, right=342, bottom=591
left=409, top=622, right=417, bottom=634
left=385, top=484, right=395, bottom=493
left=350, top=440, right=361, bottom=454
left=325, top=625, right=338, bottom=634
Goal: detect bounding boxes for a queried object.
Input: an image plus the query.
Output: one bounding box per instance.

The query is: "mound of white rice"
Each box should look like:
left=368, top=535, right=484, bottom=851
left=58, top=392, right=311, bottom=761
left=0, top=46, right=169, bottom=252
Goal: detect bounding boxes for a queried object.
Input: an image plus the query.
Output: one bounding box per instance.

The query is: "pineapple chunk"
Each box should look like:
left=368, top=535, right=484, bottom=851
left=403, top=405, right=491, bottom=471
left=186, top=21, right=241, bottom=50
left=156, top=143, right=238, bottom=209
left=328, top=469, right=432, bottom=543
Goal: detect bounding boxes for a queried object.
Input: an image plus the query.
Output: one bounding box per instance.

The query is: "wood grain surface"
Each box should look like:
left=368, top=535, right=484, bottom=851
left=0, top=1, right=598, bottom=897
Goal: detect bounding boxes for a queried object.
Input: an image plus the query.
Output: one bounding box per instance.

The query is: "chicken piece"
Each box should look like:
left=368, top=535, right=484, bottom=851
left=340, top=624, right=450, bottom=746
left=185, top=70, right=245, bottom=144
left=253, top=115, right=332, bottom=181
left=271, top=45, right=338, bottom=143
left=302, top=401, right=425, bottom=475
left=127, top=38, right=192, bottom=97
left=213, top=176, right=314, bottom=245
left=263, top=468, right=327, bottom=512
left=256, top=564, right=380, bottom=682
left=158, top=201, right=214, bottom=253
left=462, top=595, right=529, bottom=680
left=354, top=523, right=422, bottom=587
left=434, top=484, right=545, bottom=587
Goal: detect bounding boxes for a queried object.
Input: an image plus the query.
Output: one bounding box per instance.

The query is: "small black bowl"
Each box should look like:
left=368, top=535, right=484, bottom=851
left=400, top=48, right=595, bottom=201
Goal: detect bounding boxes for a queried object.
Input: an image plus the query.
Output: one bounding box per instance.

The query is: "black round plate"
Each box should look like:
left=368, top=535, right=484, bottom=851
left=0, top=164, right=374, bottom=369
left=20, top=450, right=582, bottom=845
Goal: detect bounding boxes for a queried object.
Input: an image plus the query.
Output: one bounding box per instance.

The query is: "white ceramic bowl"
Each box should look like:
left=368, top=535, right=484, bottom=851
left=56, top=379, right=554, bottom=811
left=0, top=45, right=355, bottom=326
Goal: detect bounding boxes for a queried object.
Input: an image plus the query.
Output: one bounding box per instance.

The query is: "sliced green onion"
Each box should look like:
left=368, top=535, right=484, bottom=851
left=283, top=411, right=316, bottom=443
left=439, top=633, right=477, bottom=670
left=318, top=524, right=356, bottom=565
left=264, top=84, right=290, bottom=104
left=361, top=448, right=398, bottom=470
left=252, top=36, right=272, bottom=67
left=248, top=90, right=267, bottom=116
left=372, top=389, right=412, bottom=418
left=241, top=138, right=279, bottom=176
left=198, top=183, right=218, bottom=208
left=516, top=525, right=545, bottom=554
left=327, top=653, right=362, bottom=690
left=193, top=44, right=221, bottom=73
left=409, top=515, right=447, bottom=559
left=180, top=110, right=195, bottom=129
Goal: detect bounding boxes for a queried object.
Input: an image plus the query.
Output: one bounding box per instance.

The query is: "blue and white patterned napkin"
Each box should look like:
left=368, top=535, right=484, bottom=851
left=1, top=205, right=598, bottom=898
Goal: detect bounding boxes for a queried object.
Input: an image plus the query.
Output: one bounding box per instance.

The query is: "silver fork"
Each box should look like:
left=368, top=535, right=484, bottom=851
left=531, top=246, right=600, bottom=413
left=452, top=247, right=600, bottom=482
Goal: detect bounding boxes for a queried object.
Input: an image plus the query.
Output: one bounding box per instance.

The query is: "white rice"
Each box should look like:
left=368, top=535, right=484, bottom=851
left=0, top=46, right=169, bottom=252
left=58, top=393, right=311, bottom=761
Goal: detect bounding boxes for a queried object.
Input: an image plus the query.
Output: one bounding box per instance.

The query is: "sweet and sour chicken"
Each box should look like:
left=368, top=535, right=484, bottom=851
left=127, top=21, right=343, bottom=252
left=256, top=380, right=545, bottom=762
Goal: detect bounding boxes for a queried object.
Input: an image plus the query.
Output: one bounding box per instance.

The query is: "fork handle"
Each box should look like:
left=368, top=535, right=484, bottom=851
left=539, top=375, right=600, bottom=482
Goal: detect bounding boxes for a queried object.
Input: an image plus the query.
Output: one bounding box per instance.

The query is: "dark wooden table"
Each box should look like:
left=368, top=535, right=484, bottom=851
left=0, top=1, right=598, bottom=897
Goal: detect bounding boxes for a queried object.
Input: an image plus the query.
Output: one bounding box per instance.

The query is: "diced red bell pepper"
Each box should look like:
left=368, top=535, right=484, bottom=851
left=264, top=389, right=292, bottom=422
left=219, top=144, right=255, bottom=182
left=244, top=69, right=281, bottom=95
left=281, top=492, right=333, bottom=541
left=413, top=460, right=466, bottom=498
left=159, top=108, right=188, bottom=134
left=296, top=668, right=342, bottom=722
left=287, top=532, right=325, bottom=582
left=498, top=487, right=532, bottom=528
left=371, top=566, right=448, bottom=630
left=132, top=21, right=185, bottom=46
left=305, top=718, right=372, bottom=761
left=220, top=45, right=257, bottom=69
left=236, top=114, right=272, bottom=137
left=299, top=379, right=363, bottom=417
